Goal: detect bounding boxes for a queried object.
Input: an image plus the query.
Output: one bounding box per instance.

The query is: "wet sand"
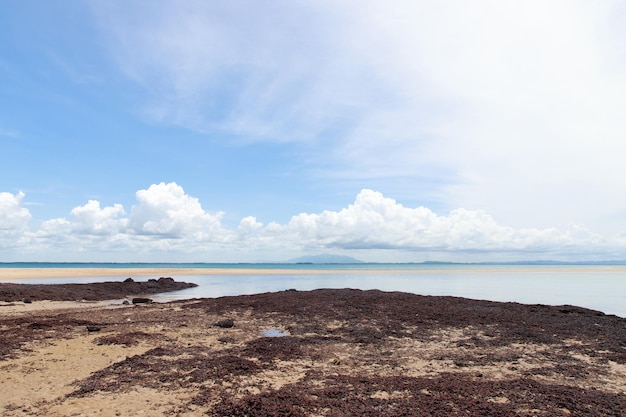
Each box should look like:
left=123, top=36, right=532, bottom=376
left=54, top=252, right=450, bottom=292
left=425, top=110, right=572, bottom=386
left=1, top=280, right=625, bottom=416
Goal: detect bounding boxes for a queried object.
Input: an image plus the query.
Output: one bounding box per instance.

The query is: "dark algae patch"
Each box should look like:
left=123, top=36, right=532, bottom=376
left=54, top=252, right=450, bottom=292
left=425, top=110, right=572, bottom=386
left=1, top=288, right=625, bottom=416
left=0, top=277, right=197, bottom=302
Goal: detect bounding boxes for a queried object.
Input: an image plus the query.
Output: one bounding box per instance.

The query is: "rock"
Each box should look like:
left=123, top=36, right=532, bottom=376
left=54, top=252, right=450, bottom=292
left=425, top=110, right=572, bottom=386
left=86, top=325, right=101, bottom=332
left=214, top=318, right=235, bottom=328
left=132, top=297, right=152, bottom=304
left=123, top=277, right=134, bottom=283
left=23, top=299, right=32, bottom=304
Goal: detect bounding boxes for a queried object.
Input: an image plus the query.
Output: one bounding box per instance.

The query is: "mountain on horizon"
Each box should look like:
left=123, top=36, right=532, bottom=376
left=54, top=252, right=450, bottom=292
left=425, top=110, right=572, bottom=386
left=286, top=254, right=364, bottom=264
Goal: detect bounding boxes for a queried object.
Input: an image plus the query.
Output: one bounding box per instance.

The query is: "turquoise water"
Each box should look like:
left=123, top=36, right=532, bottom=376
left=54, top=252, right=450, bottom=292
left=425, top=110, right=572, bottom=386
left=2, top=263, right=625, bottom=317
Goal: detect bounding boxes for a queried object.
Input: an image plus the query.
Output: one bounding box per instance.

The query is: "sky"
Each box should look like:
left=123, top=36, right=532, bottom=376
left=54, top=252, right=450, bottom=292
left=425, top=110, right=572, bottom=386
left=2, top=0, right=626, bottom=263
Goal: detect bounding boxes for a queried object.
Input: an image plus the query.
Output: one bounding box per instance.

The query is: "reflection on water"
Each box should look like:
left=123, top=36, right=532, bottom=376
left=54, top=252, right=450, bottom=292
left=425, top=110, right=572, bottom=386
left=263, top=329, right=289, bottom=337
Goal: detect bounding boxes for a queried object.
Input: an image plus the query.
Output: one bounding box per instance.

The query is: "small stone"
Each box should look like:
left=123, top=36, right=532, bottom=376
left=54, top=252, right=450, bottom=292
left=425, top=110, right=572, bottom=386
left=214, top=318, right=235, bottom=328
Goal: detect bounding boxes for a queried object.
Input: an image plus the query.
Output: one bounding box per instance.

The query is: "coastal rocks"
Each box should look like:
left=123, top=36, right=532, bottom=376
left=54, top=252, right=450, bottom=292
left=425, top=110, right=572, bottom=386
left=132, top=297, right=152, bottom=304
left=214, top=318, right=235, bottom=328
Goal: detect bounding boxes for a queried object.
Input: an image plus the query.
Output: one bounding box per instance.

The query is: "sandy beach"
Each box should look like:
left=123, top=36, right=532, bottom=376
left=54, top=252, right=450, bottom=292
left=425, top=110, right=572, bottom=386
left=0, top=267, right=320, bottom=281
left=1, top=277, right=625, bottom=416
left=0, top=267, right=458, bottom=281
left=3, top=266, right=626, bottom=282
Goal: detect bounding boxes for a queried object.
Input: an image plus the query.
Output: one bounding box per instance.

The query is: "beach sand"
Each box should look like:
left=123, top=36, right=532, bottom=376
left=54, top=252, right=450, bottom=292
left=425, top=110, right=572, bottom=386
left=0, top=267, right=315, bottom=281
left=1, top=278, right=625, bottom=416
left=3, top=266, right=626, bottom=281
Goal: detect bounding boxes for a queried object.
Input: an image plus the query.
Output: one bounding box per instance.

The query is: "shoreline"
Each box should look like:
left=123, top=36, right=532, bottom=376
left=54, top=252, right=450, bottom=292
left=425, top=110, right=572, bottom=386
left=2, top=266, right=626, bottom=281
left=0, top=267, right=334, bottom=280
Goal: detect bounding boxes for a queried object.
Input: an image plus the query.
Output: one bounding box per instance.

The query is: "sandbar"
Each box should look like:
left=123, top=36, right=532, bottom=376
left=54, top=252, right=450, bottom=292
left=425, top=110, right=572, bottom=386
left=0, top=267, right=323, bottom=281
left=3, top=265, right=626, bottom=282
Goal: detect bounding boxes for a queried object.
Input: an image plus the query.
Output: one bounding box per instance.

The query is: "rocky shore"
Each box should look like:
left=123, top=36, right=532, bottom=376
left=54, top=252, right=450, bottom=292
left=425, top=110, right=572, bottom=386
left=1, top=285, right=625, bottom=416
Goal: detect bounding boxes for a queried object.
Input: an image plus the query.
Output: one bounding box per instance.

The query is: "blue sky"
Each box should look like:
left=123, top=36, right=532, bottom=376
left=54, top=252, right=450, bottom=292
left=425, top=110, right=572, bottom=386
left=2, top=1, right=626, bottom=262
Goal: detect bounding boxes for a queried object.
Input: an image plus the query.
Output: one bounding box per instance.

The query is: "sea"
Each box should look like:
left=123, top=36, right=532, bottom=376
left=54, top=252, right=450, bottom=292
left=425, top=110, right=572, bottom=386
left=1, top=263, right=625, bottom=318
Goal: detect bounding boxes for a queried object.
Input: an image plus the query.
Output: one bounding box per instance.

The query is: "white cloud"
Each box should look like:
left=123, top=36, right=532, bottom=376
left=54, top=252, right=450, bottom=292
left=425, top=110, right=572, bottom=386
left=70, top=200, right=126, bottom=235
left=16, top=183, right=230, bottom=258
left=271, top=189, right=607, bottom=255
left=238, top=216, right=263, bottom=235
left=0, top=191, right=30, bottom=229
left=1, top=185, right=624, bottom=261
left=128, top=182, right=226, bottom=239
left=91, top=1, right=350, bottom=142
left=0, top=191, right=31, bottom=248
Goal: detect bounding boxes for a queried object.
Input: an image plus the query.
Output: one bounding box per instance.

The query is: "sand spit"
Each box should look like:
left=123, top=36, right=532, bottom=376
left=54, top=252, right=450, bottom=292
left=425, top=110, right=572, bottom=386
left=3, top=266, right=626, bottom=282
left=1, top=287, right=625, bottom=416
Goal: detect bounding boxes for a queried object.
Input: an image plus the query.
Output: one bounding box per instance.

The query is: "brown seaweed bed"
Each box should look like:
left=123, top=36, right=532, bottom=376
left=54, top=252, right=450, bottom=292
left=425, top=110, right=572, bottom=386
left=0, top=277, right=197, bottom=302
left=1, top=284, right=625, bottom=416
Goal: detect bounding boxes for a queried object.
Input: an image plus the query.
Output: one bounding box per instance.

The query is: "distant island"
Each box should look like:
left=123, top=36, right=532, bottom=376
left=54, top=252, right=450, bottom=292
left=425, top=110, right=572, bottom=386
left=286, top=254, right=365, bottom=264
left=424, top=260, right=626, bottom=266
left=283, top=255, right=626, bottom=265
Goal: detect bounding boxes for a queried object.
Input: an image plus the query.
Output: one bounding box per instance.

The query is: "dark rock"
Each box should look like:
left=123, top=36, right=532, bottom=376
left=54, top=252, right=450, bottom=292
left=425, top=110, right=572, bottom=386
left=86, top=325, right=101, bottom=332
left=23, top=299, right=32, bottom=304
left=132, top=297, right=152, bottom=304
left=214, top=318, right=235, bottom=328
left=123, top=277, right=134, bottom=283
left=122, top=300, right=130, bottom=305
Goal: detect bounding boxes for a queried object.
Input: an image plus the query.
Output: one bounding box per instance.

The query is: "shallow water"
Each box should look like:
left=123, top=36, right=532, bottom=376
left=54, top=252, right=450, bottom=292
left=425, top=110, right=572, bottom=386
left=263, top=329, right=289, bottom=337
left=5, top=265, right=626, bottom=317
left=146, top=270, right=626, bottom=317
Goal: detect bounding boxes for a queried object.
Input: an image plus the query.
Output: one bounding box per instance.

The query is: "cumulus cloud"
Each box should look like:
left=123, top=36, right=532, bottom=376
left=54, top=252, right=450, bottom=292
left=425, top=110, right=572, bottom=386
left=0, top=191, right=31, bottom=232
left=0, top=191, right=31, bottom=249
left=271, top=189, right=607, bottom=254
left=1, top=184, right=623, bottom=261
left=70, top=200, right=126, bottom=235
left=128, top=182, right=226, bottom=239
left=20, top=183, right=231, bottom=257
left=238, top=216, right=263, bottom=235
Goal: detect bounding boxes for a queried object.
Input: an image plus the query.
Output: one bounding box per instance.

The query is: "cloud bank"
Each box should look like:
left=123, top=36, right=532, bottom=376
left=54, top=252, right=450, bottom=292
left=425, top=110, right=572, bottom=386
left=1, top=183, right=622, bottom=262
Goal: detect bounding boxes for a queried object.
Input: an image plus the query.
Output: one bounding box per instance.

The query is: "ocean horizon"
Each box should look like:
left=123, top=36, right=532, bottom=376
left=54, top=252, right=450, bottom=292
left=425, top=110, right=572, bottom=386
left=3, top=260, right=626, bottom=269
